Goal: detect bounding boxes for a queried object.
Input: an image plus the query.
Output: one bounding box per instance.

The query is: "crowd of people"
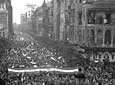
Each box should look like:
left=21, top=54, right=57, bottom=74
left=3, top=63, right=115, bottom=85
left=4, top=63, right=115, bottom=85
left=88, top=12, right=111, bottom=25
left=7, top=32, right=66, bottom=69
left=1, top=32, right=115, bottom=85
left=6, top=72, right=80, bottom=85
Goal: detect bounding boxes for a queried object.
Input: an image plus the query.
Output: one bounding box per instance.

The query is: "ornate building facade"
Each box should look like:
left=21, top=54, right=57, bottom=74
left=53, top=0, right=115, bottom=62
left=32, top=0, right=115, bottom=62
left=81, top=0, right=115, bottom=62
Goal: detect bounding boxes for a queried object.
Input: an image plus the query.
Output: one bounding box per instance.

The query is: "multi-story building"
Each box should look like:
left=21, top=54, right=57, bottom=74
left=32, top=7, right=43, bottom=35
left=80, top=0, right=115, bottom=62
left=20, top=14, right=27, bottom=25
left=0, top=0, right=13, bottom=38
left=53, top=0, right=70, bottom=41
left=52, top=0, right=115, bottom=62
left=52, top=0, right=83, bottom=42
left=32, top=0, right=53, bottom=37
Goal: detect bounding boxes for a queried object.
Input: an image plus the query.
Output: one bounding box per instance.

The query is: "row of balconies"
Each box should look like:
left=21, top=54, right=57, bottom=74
left=76, top=24, right=115, bottom=48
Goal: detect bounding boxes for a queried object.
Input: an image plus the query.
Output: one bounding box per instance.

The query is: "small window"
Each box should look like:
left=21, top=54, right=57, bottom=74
left=105, top=30, right=111, bottom=45
left=79, top=0, right=82, bottom=3
left=3, top=31, right=5, bottom=37
left=0, top=4, right=2, bottom=9
left=90, top=30, right=95, bottom=44
left=2, top=4, right=4, bottom=9
left=78, top=12, right=82, bottom=25
left=0, top=4, right=4, bottom=10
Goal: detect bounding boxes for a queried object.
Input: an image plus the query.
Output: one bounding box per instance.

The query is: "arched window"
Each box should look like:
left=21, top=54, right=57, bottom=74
left=79, top=0, right=82, bottom=3
left=78, top=12, right=82, bottom=25
left=105, top=30, right=111, bottom=45
left=90, top=30, right=95, bottom=44
left=113, top=30, right=115, bottom=45
left=97, top=30, right=103, bottom=45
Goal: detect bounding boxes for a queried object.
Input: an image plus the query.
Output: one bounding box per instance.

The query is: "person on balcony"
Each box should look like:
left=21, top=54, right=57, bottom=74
left=95, top=16, right=103, bottom=24
left=88, top=12, right=95, bottom=24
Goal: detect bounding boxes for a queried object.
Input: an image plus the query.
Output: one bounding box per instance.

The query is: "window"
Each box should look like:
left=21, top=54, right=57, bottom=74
left=0, top=4, right=4, bottom=10
left=2, top=4, right=4, bottom=9
left=97, top=29, right=103, bottom=45
left=105, top=14, right=111, bottom=24
left=90, top=30, right=95, bottom=44
left=105, top=30, right=111, bottom=45
left=69, top=9, right=75, bottom=24
left=88, top=12, right=96, bottom=24
left=79, top=0, right=82, bottom=3
left=3, top=31, right=5, bottom=37
left=113, top=30, right=115, bottom=45
left=78, top=12, right=82, bottom=25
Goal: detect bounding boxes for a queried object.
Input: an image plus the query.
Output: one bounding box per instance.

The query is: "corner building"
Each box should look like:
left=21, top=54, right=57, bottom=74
left=77, top=0, right=115, bottom=62
left=53, top=0, right=115, bottom=62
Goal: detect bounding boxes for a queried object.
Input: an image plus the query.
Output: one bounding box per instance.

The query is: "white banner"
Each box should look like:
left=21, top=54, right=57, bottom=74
left=8, top=68, right=78, bottom=73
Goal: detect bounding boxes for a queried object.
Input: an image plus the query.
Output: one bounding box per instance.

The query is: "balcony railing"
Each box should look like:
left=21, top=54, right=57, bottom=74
left=75, top=24, right=115, bottom=48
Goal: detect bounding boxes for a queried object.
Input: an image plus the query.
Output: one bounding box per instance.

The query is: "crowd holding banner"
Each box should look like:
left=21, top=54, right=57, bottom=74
left=5, top=63, right=115, bottom=85
left=0, top=32, right=115, bottom=85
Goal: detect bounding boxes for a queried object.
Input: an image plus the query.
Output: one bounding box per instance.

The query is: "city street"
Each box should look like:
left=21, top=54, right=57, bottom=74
left=7, top=32, right=66, bottom=69
left=1, top=0, right=115, bottom=85
left=3, top=32, right=115, bottom=85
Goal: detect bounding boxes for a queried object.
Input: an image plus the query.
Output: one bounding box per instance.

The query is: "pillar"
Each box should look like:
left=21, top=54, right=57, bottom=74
left=102, top=28, right=105, bottom=47
left=111, top=28, right=114, bottom=47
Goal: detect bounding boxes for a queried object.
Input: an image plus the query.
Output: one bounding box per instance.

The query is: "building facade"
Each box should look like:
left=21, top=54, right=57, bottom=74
left=52, top=0, right=83, bottom=42
left=0, top=0, right=13, bottom=38
left=32, top=0, right=115, bottom=62
left=52, top=0, right=115, bottom=62
left=81, top=0, right=115, bottom=62
left=32, top=0, right=53, bottom=38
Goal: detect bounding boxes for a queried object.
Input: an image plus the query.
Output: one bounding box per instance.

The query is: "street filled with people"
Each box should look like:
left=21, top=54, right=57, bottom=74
left=6, top=63, right=115, bottom=85
left=7, top=32, right=66, bottom=69
left=0, top=32, right=115, bottom=85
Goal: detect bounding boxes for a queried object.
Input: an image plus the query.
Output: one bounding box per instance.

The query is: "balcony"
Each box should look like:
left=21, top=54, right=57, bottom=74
left=86, top=24, right=115, bottom=48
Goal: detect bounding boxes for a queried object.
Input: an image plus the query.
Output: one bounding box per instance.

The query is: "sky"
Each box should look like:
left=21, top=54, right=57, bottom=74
left=12, top=0, right=50, bottom=24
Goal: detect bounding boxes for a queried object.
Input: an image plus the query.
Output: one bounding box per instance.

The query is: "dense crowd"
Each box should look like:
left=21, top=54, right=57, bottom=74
left=84, top=64, right=115, bottom=85
left=1, top=32, right=115, bottom=85
left=7, top=32, right=66, bottom=69
left=4, top=63, right=115, bottom=85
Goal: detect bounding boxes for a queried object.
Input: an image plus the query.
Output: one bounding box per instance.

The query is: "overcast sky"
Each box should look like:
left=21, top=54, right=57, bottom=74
left=12, top=0, right=50, bottom=24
